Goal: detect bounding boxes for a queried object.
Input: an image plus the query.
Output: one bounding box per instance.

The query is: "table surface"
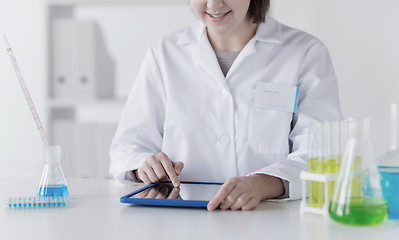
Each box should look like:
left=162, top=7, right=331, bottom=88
left=0, top=177, right=398, bottom=240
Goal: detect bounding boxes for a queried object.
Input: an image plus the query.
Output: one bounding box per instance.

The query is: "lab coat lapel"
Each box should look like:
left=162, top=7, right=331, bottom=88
left=227, top=39, right=256, bottom=77
left=195, top=32, right=228, bottom=88
left=226, top=17, right=283, bottom=77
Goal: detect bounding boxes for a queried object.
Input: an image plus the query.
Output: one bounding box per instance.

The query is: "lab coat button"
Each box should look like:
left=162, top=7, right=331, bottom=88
left=222, top=89, right=229, bottom=96
left=220, top=135, right=231, bottom=146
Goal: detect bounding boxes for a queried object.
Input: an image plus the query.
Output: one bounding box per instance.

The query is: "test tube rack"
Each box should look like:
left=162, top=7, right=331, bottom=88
left=300, top=171, right=337, bottom=217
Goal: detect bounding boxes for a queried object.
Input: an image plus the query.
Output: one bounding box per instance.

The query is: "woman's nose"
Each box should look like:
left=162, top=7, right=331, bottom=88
left=206, top=0, right=224, bottom=12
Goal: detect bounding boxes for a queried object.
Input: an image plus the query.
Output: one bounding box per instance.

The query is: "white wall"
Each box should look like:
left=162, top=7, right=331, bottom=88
left=0, top=0, right=398, bottom=177
left=0, top=0, right=46, bottom=177
left=74, top=4, right=195, bottom=99
left=270, top=0, right=399, bottom=156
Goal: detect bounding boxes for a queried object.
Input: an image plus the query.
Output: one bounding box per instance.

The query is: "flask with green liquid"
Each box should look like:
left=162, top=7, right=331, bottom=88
left=329, top=118, right=388, bottom=226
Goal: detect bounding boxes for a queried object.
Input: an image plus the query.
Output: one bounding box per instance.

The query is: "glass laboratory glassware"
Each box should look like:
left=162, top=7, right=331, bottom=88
left=38, top=146, right=69, bottom=197
left=326, top=121, right=341, bottom=201
left=308, top=123, right=324, bottom=207
left=378, top=102, right=399, bottom=219
left=329, top=118, right=388, bottom=226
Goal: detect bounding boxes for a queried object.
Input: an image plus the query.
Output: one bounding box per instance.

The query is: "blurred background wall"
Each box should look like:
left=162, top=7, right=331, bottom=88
left=0, top=0, right=398, bottom=178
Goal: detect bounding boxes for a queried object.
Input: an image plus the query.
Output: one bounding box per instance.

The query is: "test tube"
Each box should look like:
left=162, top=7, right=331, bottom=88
left=323, top=122, right=332, bottom=203
left=328, top=121, right=341, bottom=201
left=308, top=123, right=323, bottom=207
left=331, top=120, right=341, bottom=170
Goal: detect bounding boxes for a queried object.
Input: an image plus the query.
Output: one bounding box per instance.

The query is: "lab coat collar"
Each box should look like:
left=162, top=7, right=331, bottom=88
left=177, top=16, right=282, bottom=85
left=177, top=20, right=206, bottom=46
left=254, top=16, right=283, bottom=44
left=177, top=16, right=283, bottom=46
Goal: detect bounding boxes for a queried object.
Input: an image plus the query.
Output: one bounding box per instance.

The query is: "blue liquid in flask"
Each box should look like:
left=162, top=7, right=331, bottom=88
left=379, top=167, right=399, bottom=219
left=38, top=146, right=69, bottom=197
left=38, top=184, right=69, bottom=197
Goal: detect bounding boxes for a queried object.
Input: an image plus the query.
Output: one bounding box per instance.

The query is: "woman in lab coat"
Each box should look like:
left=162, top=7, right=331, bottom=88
left=110, top=0, right=342, bottom=211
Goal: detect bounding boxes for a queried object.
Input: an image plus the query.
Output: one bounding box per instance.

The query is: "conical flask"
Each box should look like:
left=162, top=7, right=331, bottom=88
left=38, top=146, right=69, bottom=197
left=329, top=118, right=388, bottom=226
left=377, top=102, right=399, bottom=219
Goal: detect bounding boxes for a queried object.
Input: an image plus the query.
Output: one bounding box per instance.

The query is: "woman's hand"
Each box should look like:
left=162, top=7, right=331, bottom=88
left=134, top=152, right=184, bottom=188
left=207, top=174, right=285, bottom=211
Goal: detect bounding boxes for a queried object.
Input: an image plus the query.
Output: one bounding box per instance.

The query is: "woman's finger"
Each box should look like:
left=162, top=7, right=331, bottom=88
left=207, top=179, right=237, bottom=211
left=219, top=187, right=243, bottom=210
left=230, top=193, right=251, bottom=210
left=137, top=169, right=151, bottom=185
left=173, top=161, right=184, bottom=175
left=151, top=159, right=168, bottom=181
left=241, top=197, right=259, bottom=211
left=160, top=158, right=181, bottom=187
left=143, top=166, right=160, bottom=183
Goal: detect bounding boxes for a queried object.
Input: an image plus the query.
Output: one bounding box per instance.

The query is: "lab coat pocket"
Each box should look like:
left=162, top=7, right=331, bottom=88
left=248, top=107, right=292, bottom=154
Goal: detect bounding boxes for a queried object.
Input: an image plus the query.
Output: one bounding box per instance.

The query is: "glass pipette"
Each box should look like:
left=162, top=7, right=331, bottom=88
left=2, top=34, right=50, bottom=147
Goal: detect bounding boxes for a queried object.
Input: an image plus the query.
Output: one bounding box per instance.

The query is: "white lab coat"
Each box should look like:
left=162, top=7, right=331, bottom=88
left=109, top=16, right=342, bottom=200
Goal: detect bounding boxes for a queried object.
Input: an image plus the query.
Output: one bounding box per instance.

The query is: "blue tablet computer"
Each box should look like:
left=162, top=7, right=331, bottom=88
left=120, top=181, right=223, bottom=208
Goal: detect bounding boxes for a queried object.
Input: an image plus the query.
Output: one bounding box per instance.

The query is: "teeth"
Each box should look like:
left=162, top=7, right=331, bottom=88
left=210, top=12, right=227, bottom=18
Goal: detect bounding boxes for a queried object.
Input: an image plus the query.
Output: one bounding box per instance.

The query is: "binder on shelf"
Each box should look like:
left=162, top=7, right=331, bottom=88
left=52, top=19, right=115, bottom=100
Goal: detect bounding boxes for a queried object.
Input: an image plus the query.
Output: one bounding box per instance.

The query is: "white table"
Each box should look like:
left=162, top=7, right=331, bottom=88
left=0, top=177, right=398, bottom=240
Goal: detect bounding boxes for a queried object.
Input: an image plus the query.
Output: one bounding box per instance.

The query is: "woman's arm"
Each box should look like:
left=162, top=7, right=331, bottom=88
left=109, top=47, right=167, bottom=183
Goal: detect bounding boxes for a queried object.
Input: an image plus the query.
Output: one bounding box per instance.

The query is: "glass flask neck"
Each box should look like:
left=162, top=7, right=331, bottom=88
left=389, top=102, right=399, bottom=151
left=45, top=145, right=61, bottom=165
left=345, top=118, right=374, bottom=169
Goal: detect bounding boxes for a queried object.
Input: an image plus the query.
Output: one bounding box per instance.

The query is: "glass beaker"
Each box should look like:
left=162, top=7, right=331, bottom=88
left=329, top=118, right=388, bottom=226
left=38, top=146, right=69, bottom=197
left=378, top=102, right=399, bottom=219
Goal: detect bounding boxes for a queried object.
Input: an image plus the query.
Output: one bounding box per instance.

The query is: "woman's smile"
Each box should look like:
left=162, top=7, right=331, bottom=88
left=206, top=10, right=232, bottom=22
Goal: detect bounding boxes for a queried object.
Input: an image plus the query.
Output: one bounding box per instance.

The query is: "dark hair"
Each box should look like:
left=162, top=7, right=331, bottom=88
left=247, top=0, right=270, bottom=24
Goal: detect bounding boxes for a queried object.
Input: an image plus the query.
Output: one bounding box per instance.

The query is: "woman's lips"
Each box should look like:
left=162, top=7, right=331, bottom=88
left=206, top=10, right=231, bottom=22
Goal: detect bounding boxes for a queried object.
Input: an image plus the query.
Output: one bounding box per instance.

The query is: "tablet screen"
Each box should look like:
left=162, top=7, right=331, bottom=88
left=129, top=182, right=222, bottom=201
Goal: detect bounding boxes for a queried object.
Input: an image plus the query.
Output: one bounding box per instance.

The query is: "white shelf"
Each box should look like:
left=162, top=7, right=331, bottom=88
left=47, top=99, right=126, bottom=108
left=48, top=99, right=125, bottom=124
